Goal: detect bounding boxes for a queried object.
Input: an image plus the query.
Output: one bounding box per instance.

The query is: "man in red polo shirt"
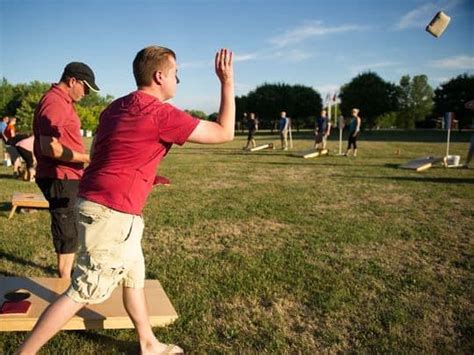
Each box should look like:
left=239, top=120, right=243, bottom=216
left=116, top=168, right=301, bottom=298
left=19, top=47, right=234, bottom=354
left=32, top=62, right=99, bottom=279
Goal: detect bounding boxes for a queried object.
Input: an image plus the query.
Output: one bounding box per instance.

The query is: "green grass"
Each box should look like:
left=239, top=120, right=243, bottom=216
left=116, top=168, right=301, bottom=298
left=1, top=130, right=473, bottom=353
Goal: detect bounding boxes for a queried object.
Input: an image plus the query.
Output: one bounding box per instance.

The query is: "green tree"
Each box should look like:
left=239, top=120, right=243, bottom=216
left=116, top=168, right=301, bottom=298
left=184, top=109, right=208, bottom=120
left=0, top=78, right=15, bottom=117
left=79, top=91, right=114, bottom=107
left=6, top=81, right=50, bottom=121
left=434, top=73, right=474, bottom=129
left=208, top=112, right=219, bottom=121
left=1, top=80, right=113, bottom=132
left=375, top=112, right=397, bottom=128
left=238, top=83, right=322, bottom=129
left=396, top=75, right=434, bottom=129
left=15, top=92, right=44, bottom=132
left=339, top=72, right=399, bottom=128
left=75, top=105, right=105, bottom=132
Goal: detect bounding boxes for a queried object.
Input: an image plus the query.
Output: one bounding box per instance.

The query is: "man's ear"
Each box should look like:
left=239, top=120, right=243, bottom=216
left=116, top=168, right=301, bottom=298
left=66, top=77, right=76, bottom=88
left=153, top=71, right=164, bottom=85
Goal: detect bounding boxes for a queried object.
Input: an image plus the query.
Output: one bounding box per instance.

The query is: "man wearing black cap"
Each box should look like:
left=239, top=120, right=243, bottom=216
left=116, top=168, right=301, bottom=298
left=32, top=62, right=99, bottom=279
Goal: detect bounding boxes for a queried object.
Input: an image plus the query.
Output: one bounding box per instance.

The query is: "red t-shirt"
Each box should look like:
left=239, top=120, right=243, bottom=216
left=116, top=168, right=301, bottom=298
left=4, top=123, right=16, bottom=140
left=79, top=90, right=199, bottom=215
left=33, top=84, right=86, bottom=179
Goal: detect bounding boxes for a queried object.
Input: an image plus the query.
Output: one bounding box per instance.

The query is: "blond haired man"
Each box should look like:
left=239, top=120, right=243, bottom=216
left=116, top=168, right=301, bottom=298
left=18, top=46, right=234, bottom=355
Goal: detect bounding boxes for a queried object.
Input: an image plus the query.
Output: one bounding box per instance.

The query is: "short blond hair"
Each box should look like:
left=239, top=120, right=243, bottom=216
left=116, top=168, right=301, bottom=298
left=133, top=46, right=176, bottom=87
left=352, top=108, right=360, bottom=115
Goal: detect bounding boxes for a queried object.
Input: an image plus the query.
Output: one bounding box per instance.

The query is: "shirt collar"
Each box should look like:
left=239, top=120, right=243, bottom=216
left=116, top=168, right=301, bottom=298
left=51, top=84, right=73, bottom=104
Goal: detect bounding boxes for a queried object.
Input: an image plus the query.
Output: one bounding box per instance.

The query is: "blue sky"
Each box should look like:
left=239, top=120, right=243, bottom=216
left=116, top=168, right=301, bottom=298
left=1, top=0, right=473, bottom=114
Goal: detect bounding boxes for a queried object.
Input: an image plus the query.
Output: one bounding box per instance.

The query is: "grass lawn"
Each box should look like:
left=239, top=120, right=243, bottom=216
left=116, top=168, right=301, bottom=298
left=1, top=130, right=473, bottom=353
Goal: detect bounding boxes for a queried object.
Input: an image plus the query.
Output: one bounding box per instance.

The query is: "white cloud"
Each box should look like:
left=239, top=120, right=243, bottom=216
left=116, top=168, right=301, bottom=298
left=396, top=3, right=438, bottom=30
left=269, top=21, right=367, bottom=48
left=270, top=49, right=314, bottom=62
left=396, top=0, right=462, bottom=30
left=234, top=53, right=258, bottom=62
left=180, top=60, right=210, bottom=69
left=429, top=55, right=474, bottom=69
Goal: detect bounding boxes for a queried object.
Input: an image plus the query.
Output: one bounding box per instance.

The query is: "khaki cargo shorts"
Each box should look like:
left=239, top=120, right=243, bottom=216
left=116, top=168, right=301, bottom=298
left=66, top=198, right=145, bottom=304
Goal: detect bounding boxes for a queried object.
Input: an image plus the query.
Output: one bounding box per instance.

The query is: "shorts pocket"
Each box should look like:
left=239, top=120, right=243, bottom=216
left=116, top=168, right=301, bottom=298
left=72, top=252, right=125, bottom=303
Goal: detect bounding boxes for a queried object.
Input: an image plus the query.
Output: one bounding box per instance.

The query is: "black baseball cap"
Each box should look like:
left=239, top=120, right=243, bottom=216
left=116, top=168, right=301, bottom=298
left=63, top=62, right=100, bottom=92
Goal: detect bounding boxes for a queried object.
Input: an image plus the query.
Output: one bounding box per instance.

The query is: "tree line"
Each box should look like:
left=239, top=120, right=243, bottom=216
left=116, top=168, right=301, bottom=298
left=1, top=72, right=473, bottom=133
left=237, top=73, right=474, bottom=130
left=0, top=78, right=113, bottom=133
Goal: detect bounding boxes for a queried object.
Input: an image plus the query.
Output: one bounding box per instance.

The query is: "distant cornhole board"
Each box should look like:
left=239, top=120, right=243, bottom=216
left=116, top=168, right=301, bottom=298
left=399, top=156, right=443, bottom=172
left=293, top=149, right=328, bottom=159
left=443, top=155, right=462, bottom=168
left=0, top=277, right=178, bottom=332
left=249, top=143, right=274, bottom=152
left=426, top=11, right=451, bottom=38
left=9, top=192, right=49, bottom=219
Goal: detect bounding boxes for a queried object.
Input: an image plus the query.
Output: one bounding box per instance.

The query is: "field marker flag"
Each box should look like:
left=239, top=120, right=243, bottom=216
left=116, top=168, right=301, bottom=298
left=326, top=93, right=332, bottom=121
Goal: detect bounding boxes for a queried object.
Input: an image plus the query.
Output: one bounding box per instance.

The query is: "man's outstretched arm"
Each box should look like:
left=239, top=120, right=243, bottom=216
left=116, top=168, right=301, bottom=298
left=187, top=48, right=235, bottom=144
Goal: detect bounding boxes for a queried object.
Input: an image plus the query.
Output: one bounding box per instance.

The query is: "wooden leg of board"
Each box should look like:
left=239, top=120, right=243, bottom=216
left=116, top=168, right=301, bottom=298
left=8, top=205, right=17, bottom=220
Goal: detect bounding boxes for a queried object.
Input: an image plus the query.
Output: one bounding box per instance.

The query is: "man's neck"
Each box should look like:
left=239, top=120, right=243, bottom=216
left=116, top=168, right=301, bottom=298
left=138, top=86, right=166, bottom=102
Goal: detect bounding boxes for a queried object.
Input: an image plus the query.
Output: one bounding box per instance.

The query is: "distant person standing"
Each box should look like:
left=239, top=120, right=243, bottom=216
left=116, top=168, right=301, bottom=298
left=1, top=116, right=9, bottom=163
left=240, top=112, right=247, bottom=133
left=279, top=111, right=290, bottom=150
left=243, top=112, right=257, bottom=150
left=0, top=116, right=8, bottom=137
left=4, top=116, right=17, bottom=141
left=3, top=117, right=22, bottom=176
left=14, top=135, right=36, bottom=181
left=314, top=109, right=331, bottom=150
left=33, top=62, right=99, bottom=279
left=344, top=108, right=361, bottom=157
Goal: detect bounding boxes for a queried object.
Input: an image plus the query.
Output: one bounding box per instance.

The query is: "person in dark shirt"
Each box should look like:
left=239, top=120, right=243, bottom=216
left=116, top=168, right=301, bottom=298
left=243, top=112, right=257, bottom=150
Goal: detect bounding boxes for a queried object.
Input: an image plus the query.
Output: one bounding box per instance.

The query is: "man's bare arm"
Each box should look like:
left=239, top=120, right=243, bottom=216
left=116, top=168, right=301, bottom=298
left=39, top=136, right=90, bottom=163
left=187, top=48, right=235, bottom=144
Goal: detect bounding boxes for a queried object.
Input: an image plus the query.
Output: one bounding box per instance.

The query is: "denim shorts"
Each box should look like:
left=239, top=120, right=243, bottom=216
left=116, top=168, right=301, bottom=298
left=66, top=198, right=145, bottom=304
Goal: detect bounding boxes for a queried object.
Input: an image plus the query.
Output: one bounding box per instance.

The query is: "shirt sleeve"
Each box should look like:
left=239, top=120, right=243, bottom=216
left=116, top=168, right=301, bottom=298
left=158, top=105, right=200, bottom=145
left=36, top=99, right=68, bottom=138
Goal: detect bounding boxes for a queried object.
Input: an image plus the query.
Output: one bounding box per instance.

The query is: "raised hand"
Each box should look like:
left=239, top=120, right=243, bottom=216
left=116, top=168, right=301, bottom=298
left=215, top=48, right=233, bottom=85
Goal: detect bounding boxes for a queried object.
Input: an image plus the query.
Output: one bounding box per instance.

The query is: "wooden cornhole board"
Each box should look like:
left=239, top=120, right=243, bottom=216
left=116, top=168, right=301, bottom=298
left=399, top=156, right=443, bottom=172
left=9, top=192, right=49, bottom=219
left=0, top=277, right=178, bottom=331
left=249, top=143, right=274, bottom=152
left=293, top=149, right=328, bottom=159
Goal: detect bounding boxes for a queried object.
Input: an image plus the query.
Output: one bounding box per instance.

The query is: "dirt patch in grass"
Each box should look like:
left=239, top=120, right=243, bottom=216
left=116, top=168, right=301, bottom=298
left=146, top=218, right=289, bottom=258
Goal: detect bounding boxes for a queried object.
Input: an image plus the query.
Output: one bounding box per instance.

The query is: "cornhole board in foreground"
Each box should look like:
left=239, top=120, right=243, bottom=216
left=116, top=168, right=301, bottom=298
left=250, top=143, right=274, bottom=152
left=293, top=149, right=328, bottom=159
left=399, top=156, right=443, bottom=172
left=0, top=277, right=178, bottom=331
left=9, top=192, right=49, bottom=219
